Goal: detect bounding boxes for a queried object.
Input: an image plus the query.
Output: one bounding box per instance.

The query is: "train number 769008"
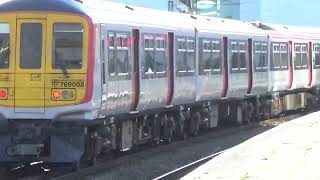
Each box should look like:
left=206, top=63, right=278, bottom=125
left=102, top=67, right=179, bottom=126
left=51, top=80, right=85, bottom=88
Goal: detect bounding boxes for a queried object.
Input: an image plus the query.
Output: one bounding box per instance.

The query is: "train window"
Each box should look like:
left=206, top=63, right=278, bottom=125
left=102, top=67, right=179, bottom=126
left=155, top=38, right=166, bottom=74
left=109, top=33, right=115, bottom=47
left=203, top=40, right=211, bottom=52
left=21, top=23, right=42, bottom=69
left=254, top=42, right=268, bottom=72
left=212, top=40, right=222, bottom=72
left=186, top=38, right=195, bottom=73
left=156, top=38, right=165, bottom=49
left=176, top=37, right=195, bottom=76
left=143, top=36, right=155, bottom=75
left=261, top=43, right=268, bottom=70
left=271, top=43, right=281, bottom=70
left=294, top=44, right=301, bottom=69
left=314, top=44, right=320, bottom=69
left=107, top=31, right=131, bottom=80
left=294, top=43, right=308, bottom=70
left=230, top=40, right=247, bottom=73
left=301, top=45, right=308, bottom=68
left=142, top=35, right=167, bottom=78
left=0, top=23, right=10, bottom=69
left=271, top=42, right=288, bottom=71
left=116, top=33, right=129, bottom=75
left=52, top=23, right=83, bottom=69
left=108, top=33, right=116, bottom=76
left=239, top=42, right=247, bottom=70
left=176, top=38, right=186, bottom=74
left=230, top=41, right=238, bottom=71
left=280, top=43, right=288, bottom=69
left=198, top=39, right=221, bottom=75
left=199, top=39, right=212, bottom=75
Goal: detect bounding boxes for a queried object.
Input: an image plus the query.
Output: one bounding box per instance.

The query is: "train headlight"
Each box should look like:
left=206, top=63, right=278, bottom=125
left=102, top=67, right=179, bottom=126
left=0, top=88, right=8, bottom=100
left=61, top=89, right=75, bottom=100
left=51, top=89, right=75, bottom=101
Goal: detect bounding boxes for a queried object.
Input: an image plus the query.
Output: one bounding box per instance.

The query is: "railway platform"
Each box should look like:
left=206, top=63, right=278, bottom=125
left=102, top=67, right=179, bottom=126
left=182, top=111, right=320, bottom=180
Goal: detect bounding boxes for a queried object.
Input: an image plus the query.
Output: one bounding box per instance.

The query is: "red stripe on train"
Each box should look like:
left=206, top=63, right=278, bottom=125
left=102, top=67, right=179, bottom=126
left=130, top=29, right=140, bottom=111
left=166, top=32, right=174, bottom=106
left=222, top=37, right=228, bottom=97
left=308, top=42, right=313, bottom=87
left=288, top=41, right=293, bottom=89
left=81, top=16, right=95, bottom=104
left=247, top=38, right=253, bottom=94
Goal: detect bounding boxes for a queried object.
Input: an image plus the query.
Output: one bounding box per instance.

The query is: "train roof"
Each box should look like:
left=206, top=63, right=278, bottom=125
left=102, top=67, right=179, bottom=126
left=0, top=0, right=86, bottom=15
left=83, top=0, right=267, bottom=37
left=83, top=0, right=193, bottom=30
left=253, top=22, right=320, bottom=40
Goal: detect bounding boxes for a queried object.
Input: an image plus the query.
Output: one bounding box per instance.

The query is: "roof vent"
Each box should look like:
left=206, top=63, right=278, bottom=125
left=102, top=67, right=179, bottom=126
left=125, top=5, right=134, bottom=11
left=73, top=0, right=83, bottom=3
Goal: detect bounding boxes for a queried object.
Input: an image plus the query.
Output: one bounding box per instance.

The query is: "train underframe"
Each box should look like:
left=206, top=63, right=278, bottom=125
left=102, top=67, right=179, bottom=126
left=1, top=89, right=320, bottom=170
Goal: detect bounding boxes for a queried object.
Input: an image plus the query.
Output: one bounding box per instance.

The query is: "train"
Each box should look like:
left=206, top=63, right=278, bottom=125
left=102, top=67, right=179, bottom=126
left=0, top=0, right=320, bottom=170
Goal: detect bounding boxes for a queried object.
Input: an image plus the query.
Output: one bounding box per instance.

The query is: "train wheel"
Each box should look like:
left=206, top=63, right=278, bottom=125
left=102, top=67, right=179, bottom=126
left=176, top=112, right=188, bottom=140
left=152, top=115, right=161, bottom=146
left=244, top=101, right=253, bottom=123
left=163, top=114, right=173, bottom=143
left=190, top=111, right=200, bottom=136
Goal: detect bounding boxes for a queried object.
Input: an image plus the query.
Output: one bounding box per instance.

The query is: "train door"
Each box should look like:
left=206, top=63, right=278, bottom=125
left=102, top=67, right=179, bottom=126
left=14, top=19, right=46, bottom=113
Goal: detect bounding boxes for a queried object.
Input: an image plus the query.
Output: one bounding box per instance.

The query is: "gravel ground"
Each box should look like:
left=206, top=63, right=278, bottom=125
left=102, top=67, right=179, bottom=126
left=4, top=114, right=300, bottom=180
left=70, top=115, right=299, bottom=180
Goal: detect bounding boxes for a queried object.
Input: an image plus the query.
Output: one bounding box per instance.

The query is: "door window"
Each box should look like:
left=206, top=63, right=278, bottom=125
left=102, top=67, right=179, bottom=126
left=0, top=23, right=9, bottom=69
left=20, top=23, right=42, bottom=69
left=52, top=23, right=83, bottom=69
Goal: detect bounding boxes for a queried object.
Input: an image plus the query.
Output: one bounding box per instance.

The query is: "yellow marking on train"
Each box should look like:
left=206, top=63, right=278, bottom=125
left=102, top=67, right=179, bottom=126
left=0, top=12, right=89, bottom=108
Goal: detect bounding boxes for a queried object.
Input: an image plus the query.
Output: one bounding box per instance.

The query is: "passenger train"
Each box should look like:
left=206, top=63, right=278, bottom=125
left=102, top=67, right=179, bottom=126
left=0, top=0, right=319, bottom=169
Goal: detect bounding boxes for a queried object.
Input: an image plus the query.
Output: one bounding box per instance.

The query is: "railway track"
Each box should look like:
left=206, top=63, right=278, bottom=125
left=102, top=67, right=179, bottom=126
left=2, top=109, right=311, bottom=180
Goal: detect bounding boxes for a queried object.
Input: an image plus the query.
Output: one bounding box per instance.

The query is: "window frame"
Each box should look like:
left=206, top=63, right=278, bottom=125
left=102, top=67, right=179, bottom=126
left=229, top=40, right=248, bottom=73
left=294, top=43, right=308, bottom=70
left=0, top=24, right=10, bottom=70
left=20, top=23, right=43, bottom=69
left=198, top=38, right=222, bottom=75
left=253, top=41, right=268, bottom=72
left=141, top=33, right=167, bottom=79
left=107, top=30, right=132, bottom=81
left=314, top=43, right=320, bottom=69
left=270, top=42, right=289, bottom=71
left=175, top=36, right=195, bottom=77
left=52, top=23, right=84, bottom=70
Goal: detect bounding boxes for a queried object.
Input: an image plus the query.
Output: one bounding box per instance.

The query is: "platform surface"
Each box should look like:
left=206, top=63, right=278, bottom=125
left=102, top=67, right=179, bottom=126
left=182, top=112, right=320, bottom=180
